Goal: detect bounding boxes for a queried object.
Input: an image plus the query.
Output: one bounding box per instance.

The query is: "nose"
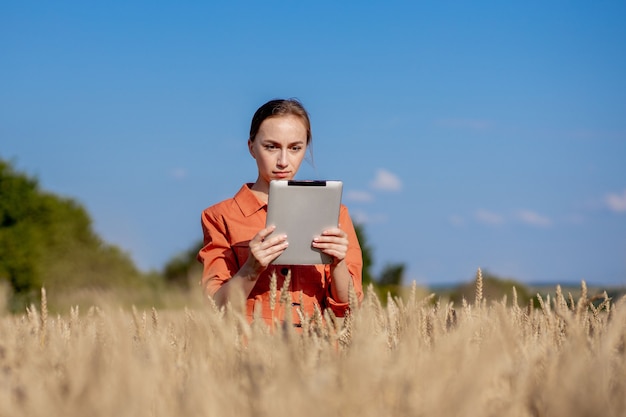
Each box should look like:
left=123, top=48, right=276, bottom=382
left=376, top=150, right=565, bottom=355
left=277, top=149, right=288, bottom=167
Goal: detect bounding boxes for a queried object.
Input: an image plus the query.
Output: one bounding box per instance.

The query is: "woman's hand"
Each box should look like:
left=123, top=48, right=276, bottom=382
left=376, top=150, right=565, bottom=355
left=245, top=225, right=289, bottom=275
left=312, top=226, right=349, bottom=264
left=214, top=225, right=287, bottom=306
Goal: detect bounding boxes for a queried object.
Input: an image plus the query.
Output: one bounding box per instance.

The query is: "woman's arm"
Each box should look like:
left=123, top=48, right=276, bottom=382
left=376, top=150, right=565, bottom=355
left=313, top=228, right=353, bottom=303
left=211, top=225, right=288, bottom=306
left=312, top=207, right=363, bottom=306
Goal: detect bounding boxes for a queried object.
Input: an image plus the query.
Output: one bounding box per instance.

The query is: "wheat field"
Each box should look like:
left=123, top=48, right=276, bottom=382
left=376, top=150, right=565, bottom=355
left=0, top=272, right=624, bottom=417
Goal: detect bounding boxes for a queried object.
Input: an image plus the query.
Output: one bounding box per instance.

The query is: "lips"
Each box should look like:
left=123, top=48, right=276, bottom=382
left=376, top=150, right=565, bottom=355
left=273, top=172, right=291, bottom=179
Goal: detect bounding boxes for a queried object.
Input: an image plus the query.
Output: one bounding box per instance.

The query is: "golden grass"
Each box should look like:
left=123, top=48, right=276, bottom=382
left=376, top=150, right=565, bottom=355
left=0, top=274, right=624, bottom=417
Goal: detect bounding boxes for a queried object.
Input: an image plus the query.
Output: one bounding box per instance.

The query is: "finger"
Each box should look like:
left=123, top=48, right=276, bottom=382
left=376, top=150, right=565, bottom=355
left=313, top=234, right=348, bottom=246
left=321, top=227, right=345, bottom=236
left=312, top=239, right=347, bottom=255
left=252, top=237, right=287, bottom=257
left=313, top=241, right=346, bottom=252
left=254, top=225, right=276, bottom=242
left=251, top=240, right=289, bottom=267
left=251, top=227, right=287, bottom=251
left=261, top=243, right=289, bottom=265
left=317, top=246, right=346, bottom=261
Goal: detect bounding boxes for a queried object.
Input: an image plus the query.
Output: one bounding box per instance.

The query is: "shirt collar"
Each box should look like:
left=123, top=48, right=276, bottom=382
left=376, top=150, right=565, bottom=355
left=234, top=183, right=266, bottom=217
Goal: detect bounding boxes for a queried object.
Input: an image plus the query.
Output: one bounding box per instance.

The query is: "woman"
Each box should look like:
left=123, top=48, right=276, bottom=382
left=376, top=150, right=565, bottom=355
left=198, top=98, right=363, bottom=326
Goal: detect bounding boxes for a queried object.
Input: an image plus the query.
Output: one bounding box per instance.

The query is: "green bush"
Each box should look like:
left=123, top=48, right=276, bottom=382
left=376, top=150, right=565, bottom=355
left=446, top=270, right=534, bottom=307
left=0, top=159, right=154, bottom=311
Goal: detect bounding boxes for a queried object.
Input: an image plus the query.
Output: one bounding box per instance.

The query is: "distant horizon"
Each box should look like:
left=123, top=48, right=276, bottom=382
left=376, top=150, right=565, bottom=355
left=425, top=278, right=626, bottom=290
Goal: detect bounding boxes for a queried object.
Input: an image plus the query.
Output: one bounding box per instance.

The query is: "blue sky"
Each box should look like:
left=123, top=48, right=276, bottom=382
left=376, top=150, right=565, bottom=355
left=2, top=1, right=625, bottom=287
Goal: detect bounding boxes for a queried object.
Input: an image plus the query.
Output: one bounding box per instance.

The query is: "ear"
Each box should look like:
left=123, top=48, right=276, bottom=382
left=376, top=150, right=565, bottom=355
left=248, top=140, right=256, bottom=159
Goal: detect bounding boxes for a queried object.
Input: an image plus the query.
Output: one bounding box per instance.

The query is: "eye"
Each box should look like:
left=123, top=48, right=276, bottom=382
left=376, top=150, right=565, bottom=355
left=290, top=145, right=303, bottom=152
left=264, top=144, right=277, bottom=150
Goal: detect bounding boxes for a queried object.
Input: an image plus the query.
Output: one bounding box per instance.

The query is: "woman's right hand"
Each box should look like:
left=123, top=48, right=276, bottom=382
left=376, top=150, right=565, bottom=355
left=245, top=225, right=288, bottom=276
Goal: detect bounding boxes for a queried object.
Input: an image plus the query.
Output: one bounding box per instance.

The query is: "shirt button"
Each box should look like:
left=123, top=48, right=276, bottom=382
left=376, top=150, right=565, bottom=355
left=281, top=267, right=289, bottom=276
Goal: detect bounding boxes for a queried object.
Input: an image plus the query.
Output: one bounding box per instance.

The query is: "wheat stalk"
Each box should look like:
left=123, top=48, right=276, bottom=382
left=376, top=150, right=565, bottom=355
left=311, top=303, right=324, bottom=338
left=1, top=274, right=623, bottom=417
left=445, top=302, right=457, bottom=332
left=279, top=270, right=291, bottom=307
left=70, top=305, right=79, bottom=331
left=348, top=277, right=358, bottom=313
left=151, top=307, right=159, bottom=331
left=555, top=285, right=568, bottom=313
left=475, top=268, right=483, bottom=308
left=40, top=287, right=48, bottom=346
left=576, top=280, right=588, bottom=321
left=269, top=271, right=277, bottom=312
left=132, top=305, right=145, bottom=342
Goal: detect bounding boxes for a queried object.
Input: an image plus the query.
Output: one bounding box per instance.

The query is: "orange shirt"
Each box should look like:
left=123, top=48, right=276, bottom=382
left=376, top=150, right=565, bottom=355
left=198, top=183, right=363, bottom=325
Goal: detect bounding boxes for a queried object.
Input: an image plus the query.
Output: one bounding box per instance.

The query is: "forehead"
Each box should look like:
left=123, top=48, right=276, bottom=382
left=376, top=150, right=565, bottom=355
left=257, top=115, right=308, bottom=139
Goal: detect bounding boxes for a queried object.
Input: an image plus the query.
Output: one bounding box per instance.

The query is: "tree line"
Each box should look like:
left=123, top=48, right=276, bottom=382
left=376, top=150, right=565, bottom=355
left=2, top=157, right=548, bottom=312
left=0, top=159, right=152, bottom=310
left=0, top=158, right=409, bottom=308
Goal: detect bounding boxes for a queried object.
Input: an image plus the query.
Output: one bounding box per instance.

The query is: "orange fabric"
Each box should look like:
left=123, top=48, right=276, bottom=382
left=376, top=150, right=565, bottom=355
left=197, top=183, right=363, bottom=325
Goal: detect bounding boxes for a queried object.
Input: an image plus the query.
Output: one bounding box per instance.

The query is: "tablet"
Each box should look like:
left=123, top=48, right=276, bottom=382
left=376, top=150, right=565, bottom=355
left=266, top=180, right=343, bottom=265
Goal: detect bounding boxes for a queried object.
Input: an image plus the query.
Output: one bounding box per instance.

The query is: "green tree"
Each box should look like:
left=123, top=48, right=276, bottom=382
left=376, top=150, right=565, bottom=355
left=163, top=239, right=203, bottom=289
left=354, top=223, right=374, bottom=285
left=378, top=263, right=405, bottom=287
left=447, top=270, right=534, bottom=307
left=353, top=223, right=407, bottom=301
left=370, top=262, right=405, bottom=301
left=0, top=159, right=47, bottom=294
left=0, top=159, right=149, bottom=310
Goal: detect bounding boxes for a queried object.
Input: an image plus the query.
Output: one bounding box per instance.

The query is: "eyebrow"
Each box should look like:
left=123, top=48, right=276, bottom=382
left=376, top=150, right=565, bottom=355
left=262, top=139, right=305, bottom=146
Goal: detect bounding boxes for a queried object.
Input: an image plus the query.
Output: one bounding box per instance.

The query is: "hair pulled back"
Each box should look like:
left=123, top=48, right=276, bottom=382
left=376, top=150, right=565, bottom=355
left=249, top=98, right=312, bottom=144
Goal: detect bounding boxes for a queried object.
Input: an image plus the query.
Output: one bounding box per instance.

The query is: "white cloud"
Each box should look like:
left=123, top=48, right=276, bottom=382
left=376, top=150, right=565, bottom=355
left=515, top=210, right=552, bottom=227
left=351, top=210, right=388, bottom=224
left=170, top=168, right=188, bottom=180
left=370, top=168, right=402, bottom=192
left=606, top=190, right=626, bottom=212
left=449, top=215, right=465, bottom=226
left=345, top=190, right=374, bottom=203
left=474, top=209, right=504, bottom=226
left=474, top=208, right=554, bottom=227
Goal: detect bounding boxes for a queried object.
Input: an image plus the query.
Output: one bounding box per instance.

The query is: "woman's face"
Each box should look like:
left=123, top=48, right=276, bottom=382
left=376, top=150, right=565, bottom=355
left=249, top=115, right=308, bottom=190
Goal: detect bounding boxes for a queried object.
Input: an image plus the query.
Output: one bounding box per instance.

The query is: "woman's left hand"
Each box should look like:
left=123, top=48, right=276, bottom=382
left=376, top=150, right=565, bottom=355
left=312, top=227, right=349, bottom=263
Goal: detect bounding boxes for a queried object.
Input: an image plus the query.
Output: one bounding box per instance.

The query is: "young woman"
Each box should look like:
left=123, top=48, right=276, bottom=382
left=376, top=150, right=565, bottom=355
left=197, top=98, right=363, bottom=326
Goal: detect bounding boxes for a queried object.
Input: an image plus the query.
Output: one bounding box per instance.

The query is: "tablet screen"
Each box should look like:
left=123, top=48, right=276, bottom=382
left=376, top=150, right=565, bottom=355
left=266, top=180, right=343, bottom=265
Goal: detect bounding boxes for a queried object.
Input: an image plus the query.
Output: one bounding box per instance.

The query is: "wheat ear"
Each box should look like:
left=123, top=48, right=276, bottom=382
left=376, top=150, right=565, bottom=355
left=40, top=287, right=48, bottom=346
left=475, top=268, right=484, bottom=308
left=269, top=271, right=277, bottom=312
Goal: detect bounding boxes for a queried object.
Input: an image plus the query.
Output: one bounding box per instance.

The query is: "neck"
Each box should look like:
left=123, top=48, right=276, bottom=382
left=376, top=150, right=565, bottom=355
left=250, top=180, right=269, bottom=203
